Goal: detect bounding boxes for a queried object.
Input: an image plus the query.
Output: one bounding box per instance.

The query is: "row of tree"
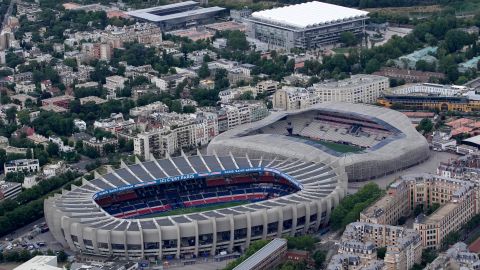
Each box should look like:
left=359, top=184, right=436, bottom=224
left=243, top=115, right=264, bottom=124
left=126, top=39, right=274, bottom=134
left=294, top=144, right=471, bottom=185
left=330, top=183, right=384, bottom=230
left=0, top=171, right=80, bottom=237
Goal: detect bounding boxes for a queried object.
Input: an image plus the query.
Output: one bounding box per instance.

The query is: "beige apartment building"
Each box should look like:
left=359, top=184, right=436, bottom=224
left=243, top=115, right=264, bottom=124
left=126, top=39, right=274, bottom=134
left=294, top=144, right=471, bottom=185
left=361, top=173, right=480, bottom=250
left=311, top=75, right=389, bottom=104
left=338, top=222, right=422, bottom=270
left=272, top=75, right=389, bottom=111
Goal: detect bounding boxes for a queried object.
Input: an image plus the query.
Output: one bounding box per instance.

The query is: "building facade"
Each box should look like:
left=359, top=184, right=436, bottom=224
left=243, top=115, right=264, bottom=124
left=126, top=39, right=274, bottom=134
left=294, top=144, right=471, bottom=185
left=361, top=173, right=480, bottom=250
left=311, top=75, right=389, bottom=104
left=247, top=1, right=368, bottom=50
left=4, top=159, right=40, bottom=174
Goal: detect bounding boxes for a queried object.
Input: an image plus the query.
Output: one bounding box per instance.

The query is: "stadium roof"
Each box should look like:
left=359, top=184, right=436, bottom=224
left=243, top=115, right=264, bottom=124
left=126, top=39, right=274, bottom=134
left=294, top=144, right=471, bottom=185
left=250, top=1, right=369, bottom=29
left=127, top=2, right=226, bottom=22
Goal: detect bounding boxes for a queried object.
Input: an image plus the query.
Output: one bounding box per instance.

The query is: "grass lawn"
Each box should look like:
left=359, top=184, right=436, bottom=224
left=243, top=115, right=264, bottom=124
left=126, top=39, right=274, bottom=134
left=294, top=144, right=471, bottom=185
left=142, top=201, right=249, bottom=218
left=332, top=47, right=352, bottom=54
left=290, top=135, right=364, bottom=153
left=317, top=140, right=364, bottom=153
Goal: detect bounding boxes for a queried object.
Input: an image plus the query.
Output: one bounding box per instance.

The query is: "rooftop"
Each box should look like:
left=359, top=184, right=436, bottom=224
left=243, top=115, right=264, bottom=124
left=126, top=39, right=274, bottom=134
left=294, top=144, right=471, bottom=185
left=250, top=1, right=368, bottom=29
left=233, top=238, right=287, bottom=270
left=13, top=256, right=60, bottom=270
left=421, top=202, right=458, bottom=224
left=127, top=1, right=225, bottom=22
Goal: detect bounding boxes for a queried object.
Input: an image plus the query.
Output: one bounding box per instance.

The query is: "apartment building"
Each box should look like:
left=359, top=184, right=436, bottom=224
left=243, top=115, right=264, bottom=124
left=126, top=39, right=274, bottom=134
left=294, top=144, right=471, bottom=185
left=272, top=87, right=318, bottom=111
left=339, top=222, right=422, bottom=270
left=256, top=80, right=279, bottom=95
left=311, top=75, right=389, bottom=104
left=104, top=75, right=128, bottom=99
left=360, top=180, right=410, bottom=226
left=0, top=181, right=22, bottom=201
left=4, top=159, right=40, bottom=174
left=14, top=81, right=36, bottom=94
left=134, top=112, right=218, bottom=160
left=101, top=23, right=162, bottom=49
left=425, top=242, right=480, bottom=269
left=217, top=102, right=269, bottom=132
left=130, top=101, right=169, bottom=118
left=83, top=137, right=118, bottom=156
left=218, top=86, right=256, bottom=104
left=361, top=173, right=480, bottom=250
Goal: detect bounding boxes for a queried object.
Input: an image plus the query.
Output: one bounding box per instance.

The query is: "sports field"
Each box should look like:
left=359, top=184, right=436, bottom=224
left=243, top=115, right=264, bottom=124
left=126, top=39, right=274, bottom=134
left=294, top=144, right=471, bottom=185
left=142, top=201, right=249, bottom=218
left=291, top=135, right=364, bottom=153
left=317, top=140, right=364, bottom=153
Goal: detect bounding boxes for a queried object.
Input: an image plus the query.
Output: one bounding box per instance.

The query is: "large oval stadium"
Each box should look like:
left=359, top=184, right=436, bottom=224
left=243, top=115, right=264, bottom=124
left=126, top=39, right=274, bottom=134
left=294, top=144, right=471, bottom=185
left=45, top=152, right=347, bottom=260
left=208, top=103, right=430, bottom=181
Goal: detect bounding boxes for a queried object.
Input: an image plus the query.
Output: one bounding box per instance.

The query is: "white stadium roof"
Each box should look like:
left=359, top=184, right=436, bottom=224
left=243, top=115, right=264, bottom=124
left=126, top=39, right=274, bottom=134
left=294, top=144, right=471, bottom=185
left=251, top=1, right=369, bottom=29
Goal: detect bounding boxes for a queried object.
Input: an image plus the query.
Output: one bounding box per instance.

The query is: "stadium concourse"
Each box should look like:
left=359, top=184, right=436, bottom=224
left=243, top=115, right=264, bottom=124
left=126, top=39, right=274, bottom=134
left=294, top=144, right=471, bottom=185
left=44, top=152, right=347, bottom=260
left=208, top=102, right=430, bottom=181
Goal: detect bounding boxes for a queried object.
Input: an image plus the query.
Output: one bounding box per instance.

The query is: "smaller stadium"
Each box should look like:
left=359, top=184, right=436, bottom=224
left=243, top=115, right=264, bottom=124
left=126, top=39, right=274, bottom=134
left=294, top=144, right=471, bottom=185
left=127, top=1, right=227, bottom=31
left=209, top=103, right=430, bottom=181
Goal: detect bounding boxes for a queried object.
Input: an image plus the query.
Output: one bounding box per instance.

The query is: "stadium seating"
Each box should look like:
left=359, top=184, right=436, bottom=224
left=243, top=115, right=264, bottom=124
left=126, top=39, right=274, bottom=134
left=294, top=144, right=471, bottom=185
left=255, top=111, right=394, bottom=150
left=98, top=174, right=299, bottom=219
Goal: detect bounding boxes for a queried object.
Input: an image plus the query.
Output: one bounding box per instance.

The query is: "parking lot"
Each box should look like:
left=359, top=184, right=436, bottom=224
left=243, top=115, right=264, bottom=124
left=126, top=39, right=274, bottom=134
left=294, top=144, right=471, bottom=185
left=0, top=218, right=65, bottom=257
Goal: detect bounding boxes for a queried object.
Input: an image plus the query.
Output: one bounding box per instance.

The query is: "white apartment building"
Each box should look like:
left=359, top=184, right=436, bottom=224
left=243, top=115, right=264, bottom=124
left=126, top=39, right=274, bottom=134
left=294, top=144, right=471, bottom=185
left=256, top=80, right=279, bottom=95
left=217, top=102, right=269, bottom=132
left=218, top=86, right=256, bottom=104
left=134, top=112, right=218, bottom=160
left=104, top=75, right=128, bottom=99
left=4, top=159, right=40, bottom=174
left=272, top=87, right=318, bottom=111
left=130, top=101, right=169, bottom=118
left=152, top=74, right=190, bottom=92
left=311, top=75, right=389, bottom=104
left=74, top=119, right=86, bottom=131
left=15, top=81, right=36, bottom=94
left=48, top=136, right=75, bottom=153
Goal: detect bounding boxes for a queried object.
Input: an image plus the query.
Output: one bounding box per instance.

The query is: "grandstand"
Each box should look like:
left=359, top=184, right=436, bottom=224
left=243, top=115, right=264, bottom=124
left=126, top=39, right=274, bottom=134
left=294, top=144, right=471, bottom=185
left=45, top=152, right=347, bottom=260
left=255, top=110, right=396, bottom=152
left=209, top=102, right=430, bottom=181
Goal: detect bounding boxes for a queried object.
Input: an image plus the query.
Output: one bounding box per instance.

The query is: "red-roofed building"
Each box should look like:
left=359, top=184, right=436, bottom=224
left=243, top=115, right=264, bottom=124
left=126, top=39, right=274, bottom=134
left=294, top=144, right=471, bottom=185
left=41, top=95, right=75, bottom=109
left=451, top=126, right=474, bottom=137
left=12, top=126, right=35, bottom=138
left=447, top=118, right=475, bottom=128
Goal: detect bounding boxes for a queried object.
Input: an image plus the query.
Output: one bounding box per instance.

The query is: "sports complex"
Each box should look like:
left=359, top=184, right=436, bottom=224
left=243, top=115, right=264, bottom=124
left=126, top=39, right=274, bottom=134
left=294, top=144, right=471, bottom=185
left=44, top=103, right=429, bottom=260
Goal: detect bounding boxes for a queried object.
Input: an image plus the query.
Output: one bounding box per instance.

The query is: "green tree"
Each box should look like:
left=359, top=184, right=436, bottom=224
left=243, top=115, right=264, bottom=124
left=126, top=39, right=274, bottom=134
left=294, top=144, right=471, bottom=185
left=183, top=105, right=196, bottom=113
left=365, top=59, right=381, bottom=74
left=197, top=62, right=211, bottom=79
left=330, top=183, right=384, bottom=230
left=17, top=110, right=30, bottom=126
left=57, top=250, right=68, bottom=263
left=286, top=236, right=317, bottom=251
left=377, top=247, right=387, bottom=259
left=312, top=251, right=326, bottom=269
left=170, top=100, right=182, bottom=113
left=5, top=171, right=25, bottom=183
left=416, top=118, right=434, bottom=133
left=340, top=31, right=358, bottom=47
left=5, top=107, right=17, bottom=124
left=226, top=30, right=249, bottom=51
left=46, top=142, right=59, bottom=157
